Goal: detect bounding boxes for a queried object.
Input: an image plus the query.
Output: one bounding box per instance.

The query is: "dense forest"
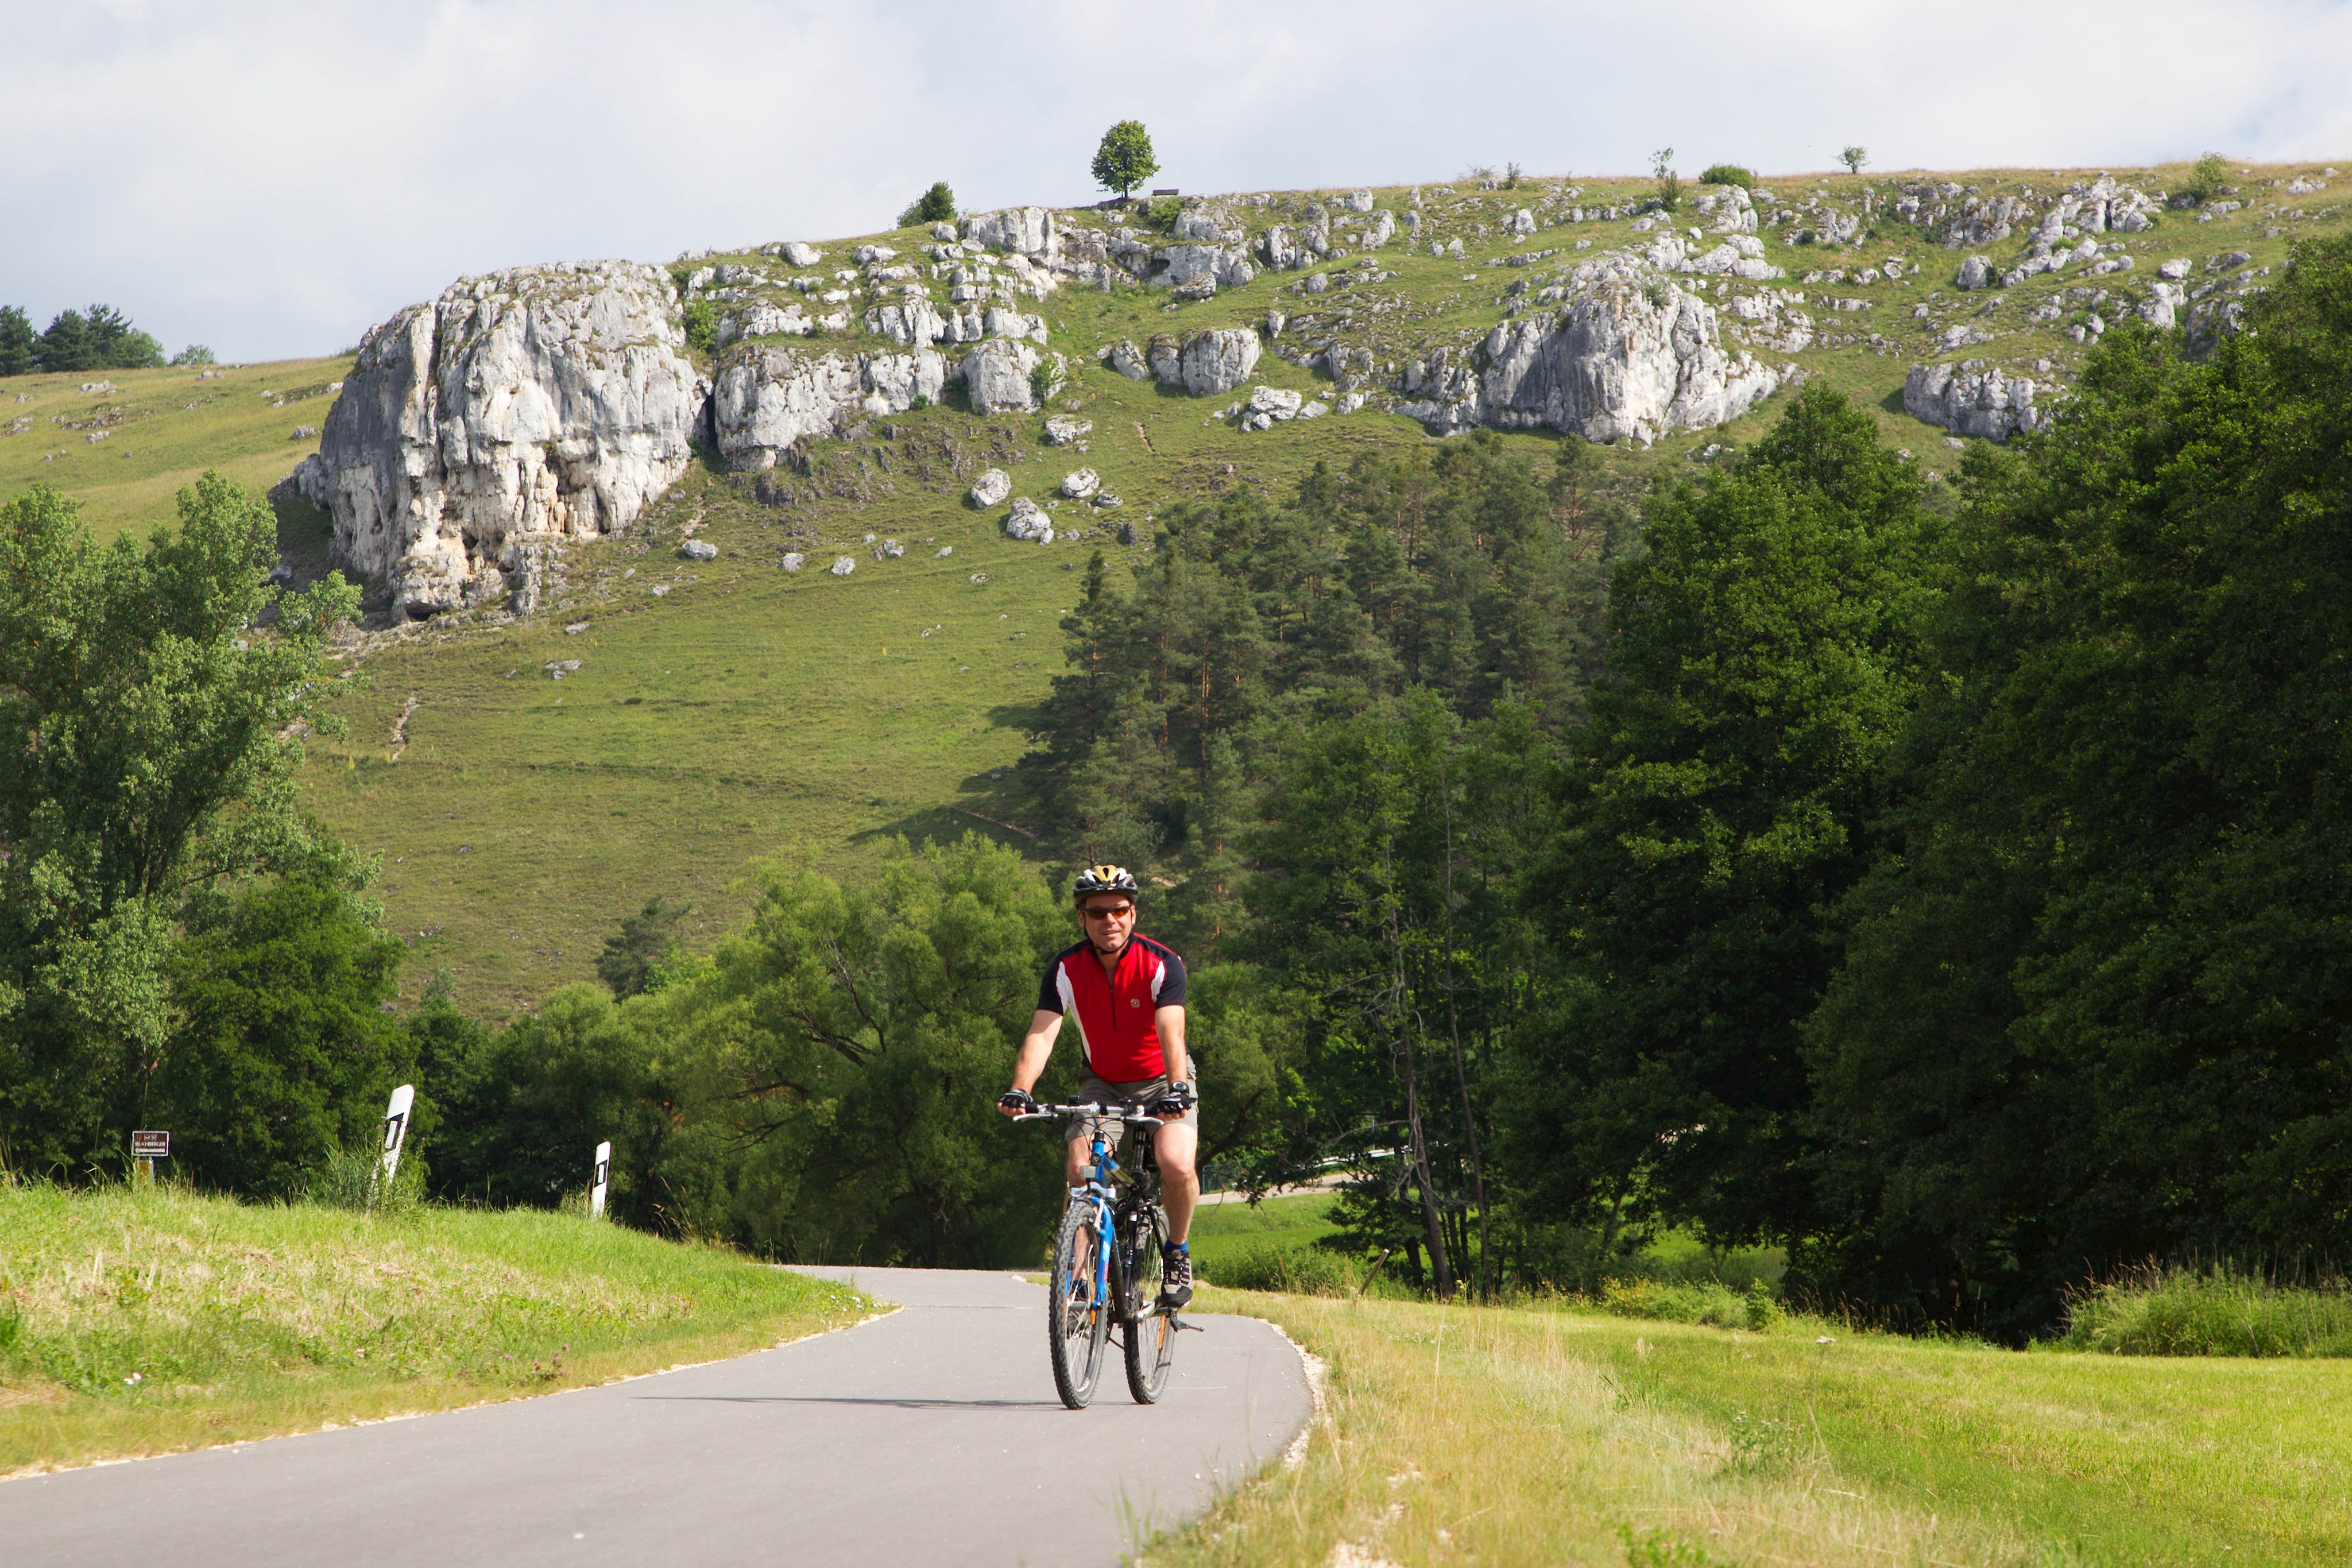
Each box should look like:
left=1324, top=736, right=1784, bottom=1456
left=7, top=238, right=2351, bottom=1341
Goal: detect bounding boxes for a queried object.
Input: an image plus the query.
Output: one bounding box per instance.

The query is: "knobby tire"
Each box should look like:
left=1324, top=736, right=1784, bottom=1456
left=1123, top=1201, right=1177, bottom=1403
left=1049, top=1199, right=1108, bottom=1409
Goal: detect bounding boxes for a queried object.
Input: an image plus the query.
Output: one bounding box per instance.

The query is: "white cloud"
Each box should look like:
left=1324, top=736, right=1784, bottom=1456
left=6, top=0, right=2347, bottom=360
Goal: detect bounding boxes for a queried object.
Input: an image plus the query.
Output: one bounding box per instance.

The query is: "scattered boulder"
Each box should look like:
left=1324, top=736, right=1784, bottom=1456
left=1117, top=520, right=1139, bottom=545
left=877, top=538, right=905, bottom=559
left=680, top=539, right=718, bottom=560
left=829, top=556, right=856, bottom=576
left=778, top=242, right=822, bottom=267
left=2139, top=281, right=2188, bottom=330
left=1958, top=255, right=1993, bottom=290
left=1178, top=328, right=1262, bottom=396
left=1043, top=415, right=1093, bottom=446
left=1004, top=497, right=1053, bottom=543
left=970, top=468, right=1012, bottom=507
left=1059, top=468, right=1100, bottom=500
left=1103, top=340, right=1150, bottom=380
left=2159, top=257, right=2193, bottom=280
left=1347, top=190, right=1375, bottom=213
left=1241, top=385, right=1305, bottom=430
left=311, top=260, right=705, bottom=620
left=1904, top=362, right=2047, bottom=442
left=781, top=552, right=806, bottom=572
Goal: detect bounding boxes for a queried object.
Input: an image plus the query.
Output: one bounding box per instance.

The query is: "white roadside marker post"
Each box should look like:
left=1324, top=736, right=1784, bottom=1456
left=380, top=1084, right=415, bottom=1202
left=590, top=1141, right=612, bottom=1221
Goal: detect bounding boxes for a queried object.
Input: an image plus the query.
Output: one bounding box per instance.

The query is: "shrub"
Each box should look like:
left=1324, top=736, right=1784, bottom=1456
left=169, top=343, right=216, bottom=366
left=1700, top=164, right=1754, bottom=190
left=1504, top=161, right=1523, bottom=188
left=2181, top=152, right=2233, bottom=205
left=683, top=299, right=717, bottom=355
left=1651, top=147, right=1680, bottom=212
left=1027, top=358, right=1058, bottom=406
left=307, top=1144, right=428, bottom=1213
left=897, top=180, right=957, bottom=229
left=1597, top=1277, right=1752, bottom=1327
left=2057, top=1265, right=2352, bottom=1356
left=1204, top=1240, right=1368, bottom=1295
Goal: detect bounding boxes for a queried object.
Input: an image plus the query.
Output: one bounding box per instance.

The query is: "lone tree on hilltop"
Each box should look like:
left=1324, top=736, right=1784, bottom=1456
left=898, top=181, right=957, bottom=229
left=1840, top=145, right=1869, bottom=175
left=1650, top=147, right=1681, bottom=212
left=1092, top=121, right=1159, bottom=204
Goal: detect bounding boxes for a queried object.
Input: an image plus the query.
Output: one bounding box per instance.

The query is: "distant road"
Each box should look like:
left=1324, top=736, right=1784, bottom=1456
left=2, top=1268, right=1313, bottom=1568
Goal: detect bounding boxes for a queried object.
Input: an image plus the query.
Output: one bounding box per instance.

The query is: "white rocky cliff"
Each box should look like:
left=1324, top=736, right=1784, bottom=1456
left=302, top=262, right=703, bottom=619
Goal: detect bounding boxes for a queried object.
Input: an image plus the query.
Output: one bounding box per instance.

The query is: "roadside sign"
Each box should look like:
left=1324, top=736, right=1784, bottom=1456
left=381, top=1084, right=414, bottom=1186
left=131, top=1130, right=170, bottom=1157
left=590, top=1141, right=611, bottom=1221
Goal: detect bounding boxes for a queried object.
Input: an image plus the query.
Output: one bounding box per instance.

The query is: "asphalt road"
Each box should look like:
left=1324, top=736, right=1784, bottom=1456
left=2, top=1267, right=1313, bottom=1568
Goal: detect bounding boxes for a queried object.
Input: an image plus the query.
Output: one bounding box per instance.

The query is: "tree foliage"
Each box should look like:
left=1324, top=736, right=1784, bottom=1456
left=1091, top=121, right=1160, bottom=202
left=898, top=181, right=957, bottom=228
left=1511, top=383, right=1937, bottom=1257
left=0, top=475, right=359, bottom=1175
left=0, top=308, right=33, bottom=378
left=28, top=305, right=164, bottom=374
left=1804, top=250, right=2352, bottom=1332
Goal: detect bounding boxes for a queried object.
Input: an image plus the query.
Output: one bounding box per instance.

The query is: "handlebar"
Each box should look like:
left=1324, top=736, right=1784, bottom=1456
left=1012, top=1101, right=1167, bottom=1124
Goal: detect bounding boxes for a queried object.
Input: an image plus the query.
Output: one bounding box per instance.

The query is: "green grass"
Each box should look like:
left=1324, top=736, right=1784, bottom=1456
left=0, top=1180, right=864, bottom=1474
left=7, top=160, right=2343, bottom=1011
left=1156, top=1285, right=2352, bottom=1566
left=2056, top=1266, right=2352, bottom=1357
left=0, top=357, right=348, bottom=540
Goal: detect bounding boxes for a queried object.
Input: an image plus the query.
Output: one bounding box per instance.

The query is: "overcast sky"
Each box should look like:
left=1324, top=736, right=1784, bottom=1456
left=11, top=0, right=2351, bottom=362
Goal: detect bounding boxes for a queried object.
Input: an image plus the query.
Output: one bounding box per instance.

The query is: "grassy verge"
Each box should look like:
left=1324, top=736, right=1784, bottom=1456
left=0, top=1182, right=864, bottom=1475
left=1155, top=1286, right=2352, bottom=1567
left=2056, top=1265, right=2352, bottom=1357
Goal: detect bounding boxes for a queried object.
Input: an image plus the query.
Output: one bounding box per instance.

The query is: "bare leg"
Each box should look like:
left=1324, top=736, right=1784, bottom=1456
left=1153, top=1120, right=1200, bottom=1244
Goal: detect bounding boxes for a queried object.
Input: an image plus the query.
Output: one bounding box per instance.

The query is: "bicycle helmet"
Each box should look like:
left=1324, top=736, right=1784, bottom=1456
left=1072, top=864, right=1142, bottom=903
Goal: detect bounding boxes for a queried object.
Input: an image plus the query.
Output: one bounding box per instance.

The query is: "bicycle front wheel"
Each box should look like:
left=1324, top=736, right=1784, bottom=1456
left=1123, top=1203, right=1177, bottom=1404
left=1048, top=1199, right=1109, bottom=1409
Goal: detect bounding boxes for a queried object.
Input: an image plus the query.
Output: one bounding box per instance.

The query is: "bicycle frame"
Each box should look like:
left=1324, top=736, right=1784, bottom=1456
left=1020, top=1101, right=1181, bottom=1326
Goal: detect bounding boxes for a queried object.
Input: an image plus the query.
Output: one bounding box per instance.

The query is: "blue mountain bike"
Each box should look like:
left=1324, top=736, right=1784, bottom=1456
left=1016, top=1101, right=1192, bottom=1408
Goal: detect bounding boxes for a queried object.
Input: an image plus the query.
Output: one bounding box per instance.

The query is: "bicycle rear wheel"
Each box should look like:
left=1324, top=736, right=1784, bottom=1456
left=1048, top=1199, right=1109, bottom=1409
left=1123, top=1203, right=1177, bottom=1404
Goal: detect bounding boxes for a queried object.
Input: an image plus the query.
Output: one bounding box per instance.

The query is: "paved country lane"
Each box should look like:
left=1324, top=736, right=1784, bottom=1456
left=2, top=1266, right=1312, bottom=1568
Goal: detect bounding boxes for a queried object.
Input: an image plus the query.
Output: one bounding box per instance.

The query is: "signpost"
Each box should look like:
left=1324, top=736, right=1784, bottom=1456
left=590, top=1141, right=611, bottom=1221
left=131, top=1130, right=169, bottom=1186
left=381, top=1085, right=414, bottom=1193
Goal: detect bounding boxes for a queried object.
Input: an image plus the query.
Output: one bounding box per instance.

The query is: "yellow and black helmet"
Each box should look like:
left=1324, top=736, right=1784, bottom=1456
left=1072, top=864, right=1141, bottom=902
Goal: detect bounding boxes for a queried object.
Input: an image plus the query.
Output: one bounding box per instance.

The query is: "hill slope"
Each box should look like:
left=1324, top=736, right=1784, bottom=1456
left=7, top=158, right=2339, bottom=1012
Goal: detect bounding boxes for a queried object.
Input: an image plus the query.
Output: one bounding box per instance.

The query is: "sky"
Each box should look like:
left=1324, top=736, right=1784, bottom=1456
left=10, top=0, right=2352, bottom=363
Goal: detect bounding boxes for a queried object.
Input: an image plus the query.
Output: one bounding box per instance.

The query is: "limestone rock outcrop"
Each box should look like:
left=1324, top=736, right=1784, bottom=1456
left=1903, top=362, right=2048, bottom=441
left=311, top=261, right=703, bottom=620
left=1098, top=329, right=1260, bottom=396
left=1397, top=278, right=1782, bottom=444
left=711, top=343, right=947, bottom=470
left=960, top=338, right=1053, bottom=415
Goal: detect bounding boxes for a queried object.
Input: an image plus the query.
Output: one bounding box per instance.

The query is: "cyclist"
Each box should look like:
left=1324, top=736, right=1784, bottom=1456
left=997, top=864, right=1200, bottom=1309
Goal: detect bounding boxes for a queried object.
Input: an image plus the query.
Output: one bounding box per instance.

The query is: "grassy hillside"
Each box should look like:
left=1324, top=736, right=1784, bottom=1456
left=1163, top=1286, right=2352, bottom=1566
left=5, top=158, right=2342, bottom=1011
left=0, top=1180, right=862, bottom=1475
left=0, top=357, right=347, bottom=541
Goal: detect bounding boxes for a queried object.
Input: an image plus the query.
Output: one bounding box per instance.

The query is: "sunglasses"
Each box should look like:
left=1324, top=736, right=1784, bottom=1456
left=1080, top=904, right=1136, bottom=920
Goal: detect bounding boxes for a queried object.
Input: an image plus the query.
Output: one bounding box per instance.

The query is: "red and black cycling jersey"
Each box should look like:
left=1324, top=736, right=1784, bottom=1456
left=1036, top=934, right=1187, bottom=1081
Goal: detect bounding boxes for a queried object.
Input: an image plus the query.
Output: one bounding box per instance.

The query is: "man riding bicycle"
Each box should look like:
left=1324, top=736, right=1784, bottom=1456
left=997, top=864, right=1200, bottom=1309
